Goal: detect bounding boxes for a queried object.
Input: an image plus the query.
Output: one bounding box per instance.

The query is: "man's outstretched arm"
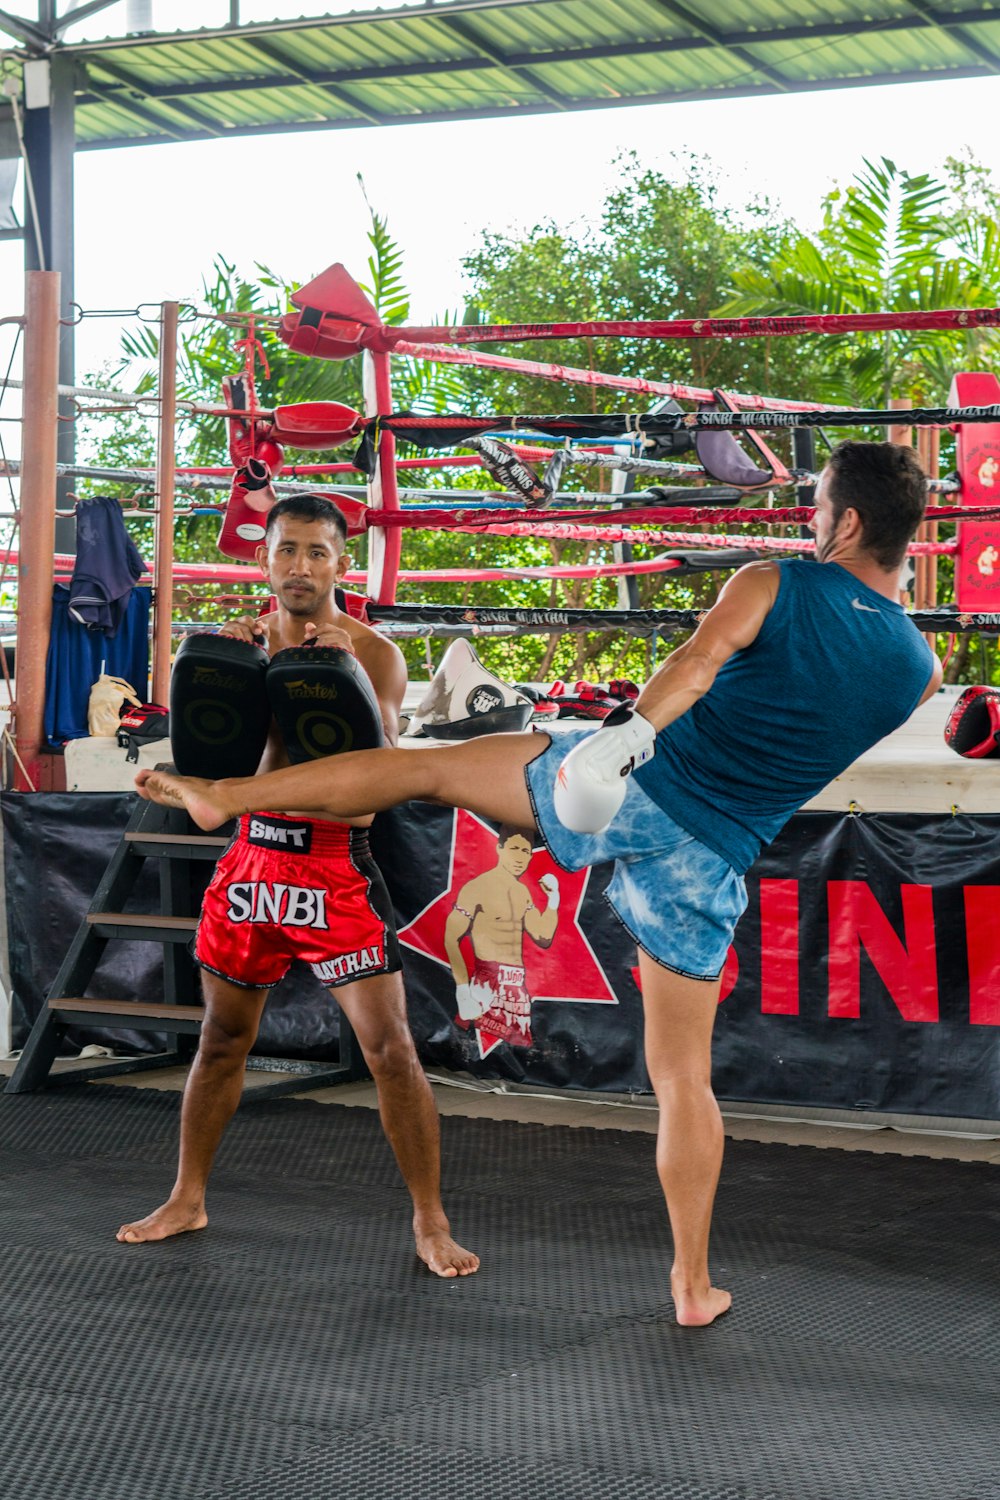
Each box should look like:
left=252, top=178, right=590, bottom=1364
left=635, top=561, right=780, bottom=732
left=551, top=563, right=780, bottom=834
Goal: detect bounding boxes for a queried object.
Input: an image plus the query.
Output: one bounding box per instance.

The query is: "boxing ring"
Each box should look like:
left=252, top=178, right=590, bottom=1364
left=3, top=272, right=1000, bottom=1121
left=1, top=271, right=1000, bottom=1500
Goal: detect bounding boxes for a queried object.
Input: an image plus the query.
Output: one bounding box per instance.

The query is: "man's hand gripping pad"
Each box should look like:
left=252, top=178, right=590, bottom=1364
left=169, top=633, right=271, bottom=779
left=266, top=646, right=385, bottom=764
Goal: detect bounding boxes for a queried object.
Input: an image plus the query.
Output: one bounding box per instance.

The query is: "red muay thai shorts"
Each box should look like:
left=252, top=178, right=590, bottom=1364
left=195, top=813, right=401, bottom=990
left=469, top=957, right=533, bottom=1048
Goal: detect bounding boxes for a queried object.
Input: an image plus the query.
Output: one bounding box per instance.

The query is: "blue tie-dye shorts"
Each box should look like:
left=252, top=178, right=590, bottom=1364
left=524, top=729, right=748, bottom=982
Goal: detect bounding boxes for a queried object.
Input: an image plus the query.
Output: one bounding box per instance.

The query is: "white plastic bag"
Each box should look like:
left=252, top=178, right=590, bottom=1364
left=87, top=674, right=141, bottom=737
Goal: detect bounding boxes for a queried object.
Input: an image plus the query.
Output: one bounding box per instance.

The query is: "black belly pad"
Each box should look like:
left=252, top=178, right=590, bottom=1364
left=169, top=632, right=271, bottom=779
left=266, top=645, right=385, bottom=764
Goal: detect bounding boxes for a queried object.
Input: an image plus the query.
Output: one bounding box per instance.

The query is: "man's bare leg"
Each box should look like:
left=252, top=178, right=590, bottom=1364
left=116, top=976, right=267, bottom=1243
left=639, top=950, right=731, bottom=1328
left=135, top=733, right=546, bottom=833
left=337, top=973, right=478, bottom=1279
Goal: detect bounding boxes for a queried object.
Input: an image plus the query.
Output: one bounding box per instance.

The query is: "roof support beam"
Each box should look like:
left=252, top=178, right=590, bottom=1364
left=55, top=0, right=572, bottom=53
left=647, top=0, right=791, bottom=90
left=432, top=13, right=569, bottom=108
left=21, top=50, right=78, bottom=552
left=60, top=6, right=1000, bottom=114
left=81, top=75, right=191, bottom=140
left=243, top=34, right=388, bottom=126
left=89, top=56, right=226, bottom=135
left=54, top=1, right=121, bottom=40
left=0, top=8, right=49, bottom=47
left=904, top=1, right=1000, bottom=72
left=74, top=19, right=884, bottom=108
left=76, top=60, right=1000, bottom=153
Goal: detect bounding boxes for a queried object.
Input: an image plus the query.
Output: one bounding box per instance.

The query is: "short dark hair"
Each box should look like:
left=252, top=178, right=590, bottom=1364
left=264, top=492, right=348, bottom=546
left=824, top=440, right=928, bottom=570
left=497, top=824, right=533, bottom=849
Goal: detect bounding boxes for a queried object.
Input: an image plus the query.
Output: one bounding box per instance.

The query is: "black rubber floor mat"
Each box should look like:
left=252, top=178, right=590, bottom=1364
left=1, top=1084, right=998, bottom=1500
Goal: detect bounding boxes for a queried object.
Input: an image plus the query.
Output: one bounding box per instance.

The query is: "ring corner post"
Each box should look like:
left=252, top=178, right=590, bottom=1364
left=14, top=268, right=60, bottom=791
left=950, top=371, right=1000, bottom=617
left=362, top=348, right=401, bottom=607
left=151, top=301, right=179, bottom=708
left=915, top=414, right=941, bottom=646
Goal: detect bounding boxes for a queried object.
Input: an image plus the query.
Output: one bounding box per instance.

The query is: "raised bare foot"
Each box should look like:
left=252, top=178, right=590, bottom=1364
left=134, top=770, right=232, bottom=830
left=415, top=1219, right=480, bottom=1279
left=671, top=1271, right=732, bottom=1328
left=116, top=1198, right=208, bottom=1244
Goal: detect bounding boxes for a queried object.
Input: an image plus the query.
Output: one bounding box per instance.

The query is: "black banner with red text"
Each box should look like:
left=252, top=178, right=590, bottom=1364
left=370, top=805, right=1000, bottom=1119
left=5, top=796, right=1000, bottom=1119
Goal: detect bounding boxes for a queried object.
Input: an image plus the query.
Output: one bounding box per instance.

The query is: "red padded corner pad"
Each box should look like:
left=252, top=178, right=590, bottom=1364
left=268, top=402, right=363, bottom=450
left=279, top=265, right=384, bottom=361
left=290, top=264, right=380, bottom=324
left=950, top=371, right=1000, bottom=610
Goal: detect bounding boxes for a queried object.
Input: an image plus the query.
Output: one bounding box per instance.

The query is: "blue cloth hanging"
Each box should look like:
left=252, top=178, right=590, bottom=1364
left=44, top=585, right=151, bottom=746
left=68, top=495, right=147, bottom=637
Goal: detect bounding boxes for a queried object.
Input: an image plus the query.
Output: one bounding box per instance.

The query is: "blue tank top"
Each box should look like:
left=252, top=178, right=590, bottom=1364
left=633, top=559, right=937, bottom=873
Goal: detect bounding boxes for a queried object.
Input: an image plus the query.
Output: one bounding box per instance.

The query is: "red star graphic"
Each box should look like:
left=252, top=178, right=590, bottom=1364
left=398, top=810, right=617, bottom=1036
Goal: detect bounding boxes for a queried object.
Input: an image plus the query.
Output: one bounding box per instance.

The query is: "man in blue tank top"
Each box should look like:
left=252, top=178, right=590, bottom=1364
left=137, top=440, right=942, bottom=1329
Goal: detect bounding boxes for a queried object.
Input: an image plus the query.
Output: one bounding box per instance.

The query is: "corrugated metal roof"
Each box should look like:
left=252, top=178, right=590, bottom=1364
left=2, top=0, right=998, bottom=150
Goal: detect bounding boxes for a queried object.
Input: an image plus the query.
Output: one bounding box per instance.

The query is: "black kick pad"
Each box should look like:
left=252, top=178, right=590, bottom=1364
left=266, top=645, right=384, bottom=764
left=169, top=632, right=271, bottom=779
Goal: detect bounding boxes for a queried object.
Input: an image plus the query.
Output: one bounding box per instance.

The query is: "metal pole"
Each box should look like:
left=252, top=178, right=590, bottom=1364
left=791, top=427, right=816, bottom=544
left=609, top=466, right=640, bottom=610
left=362, top=349, right=401, bottom=605
left=889, top=398, right=914, bottom=606
left=916, top=424, right=940, bottom=644
left=888, top=396, right=913, bottom=449
left=20, top=54, right=77, bottom=554
left=15, top=270, right=60, bottom=790
left=151, top=302, right=178, bottom=706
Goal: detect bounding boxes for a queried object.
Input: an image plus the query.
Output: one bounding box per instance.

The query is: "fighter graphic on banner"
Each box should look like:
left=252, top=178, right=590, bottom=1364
left=398, top=809, right=616, bottom=1058
left=445, top=824, right=558, bottom=1049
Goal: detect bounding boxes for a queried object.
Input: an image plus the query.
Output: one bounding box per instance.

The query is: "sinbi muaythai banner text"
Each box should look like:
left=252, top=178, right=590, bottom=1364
left=370, top=806, right=1000, bottom=1119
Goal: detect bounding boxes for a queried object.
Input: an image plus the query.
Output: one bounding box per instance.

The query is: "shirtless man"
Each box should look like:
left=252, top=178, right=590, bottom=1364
left=445, top=825, right=559, bottom=1047
left=118, top=492, right=478, bottom=1278
left=136, top=441, right=941, bottom=1324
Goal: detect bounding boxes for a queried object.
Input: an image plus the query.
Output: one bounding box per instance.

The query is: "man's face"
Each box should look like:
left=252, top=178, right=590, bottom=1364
left=809, top=468, right=843, bottom=563
left=260, top=516, right=346, bottom=616
left=497, top=835, right=532, bottom=876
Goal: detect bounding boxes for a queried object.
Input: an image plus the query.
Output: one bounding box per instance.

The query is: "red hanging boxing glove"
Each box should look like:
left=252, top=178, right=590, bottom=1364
left=218, top=458, right=278, bottom=562
left=221, top=374, right=285, bottom=474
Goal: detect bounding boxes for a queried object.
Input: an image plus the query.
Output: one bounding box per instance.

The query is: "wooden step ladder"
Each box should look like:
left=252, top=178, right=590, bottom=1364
left=5, top=795, right=368, bottom=1099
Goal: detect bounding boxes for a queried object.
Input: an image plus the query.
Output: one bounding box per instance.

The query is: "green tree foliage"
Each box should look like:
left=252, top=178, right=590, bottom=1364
left=74, top=157, right=999, bottom=686
left=79, top=203, right=464, bottom=632
left=461, top=153, right=818, bottom=411
left=451, top=153, right=824, bottom=682
left=720, top=155, right=1000, bottom=406
left=719, top=154, right=1000, bottom=685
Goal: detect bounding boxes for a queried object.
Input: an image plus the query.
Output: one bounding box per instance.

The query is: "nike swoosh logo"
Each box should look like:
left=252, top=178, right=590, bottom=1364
left=851, top=598, right=880, bottom=613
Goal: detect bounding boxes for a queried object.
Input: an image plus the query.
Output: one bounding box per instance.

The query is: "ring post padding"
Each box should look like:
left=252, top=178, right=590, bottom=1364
left=363, top=349, right=401, bottom=606
left=951, top=372, right=1000, bottom=611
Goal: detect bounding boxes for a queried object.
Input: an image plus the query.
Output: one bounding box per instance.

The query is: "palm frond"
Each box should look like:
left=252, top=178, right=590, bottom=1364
left=356, top=174, right=411, bottom=325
